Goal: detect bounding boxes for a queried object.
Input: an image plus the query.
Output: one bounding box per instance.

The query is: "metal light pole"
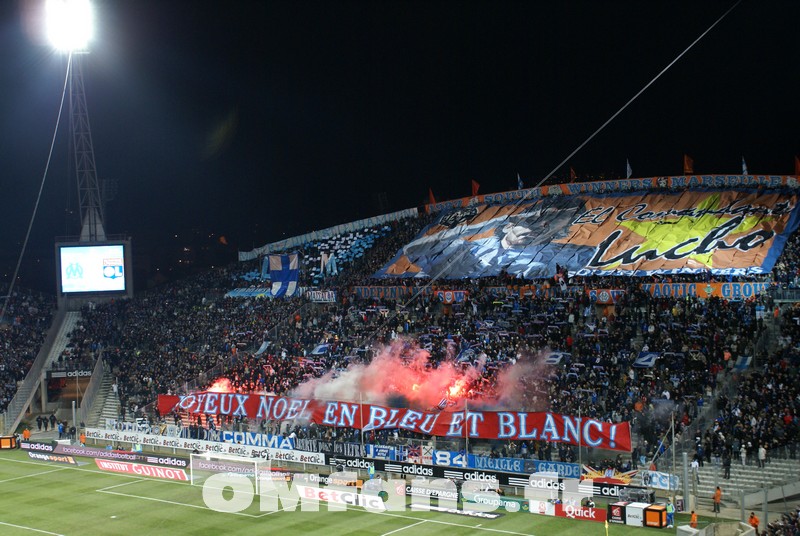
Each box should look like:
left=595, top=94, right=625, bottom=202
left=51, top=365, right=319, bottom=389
left=359, top=391, right=365, bottom=455
left=671, top=411, right=676, bottom=501
left=465, top=399, right=469, bottom=455
left=46, top=0, right=106, bottom=242
left=70, top=54, right=107, bottom=242
left=578, top=405, right=582, bottom=469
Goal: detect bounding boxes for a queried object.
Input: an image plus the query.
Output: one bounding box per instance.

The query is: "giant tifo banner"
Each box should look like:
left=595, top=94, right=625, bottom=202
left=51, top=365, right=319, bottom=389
left=426, top=175, right=799, bottom=213
left=158, top=393, right=631, bottom=452
left=379, top=190, right=800, bottom=279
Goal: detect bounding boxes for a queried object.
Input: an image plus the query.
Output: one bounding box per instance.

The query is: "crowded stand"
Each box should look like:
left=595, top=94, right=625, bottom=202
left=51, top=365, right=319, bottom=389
left=156, top=271, right=774, bottom=466
left=82, top=218, right=429, bottom=420
left=71, top=228, right=794, bottom=473
left=9, top=183, right=796, bottom=490
left=0, top=288, right=54, bottom=411
left=763, top=504, right=800, bottom=535
left=706, top=351, right=799, bottom=465
left=773, top=231, right=800, bottom=289
left=678, top=285, right=800, bottom=472
left=237, top=224, right=396, bottom=287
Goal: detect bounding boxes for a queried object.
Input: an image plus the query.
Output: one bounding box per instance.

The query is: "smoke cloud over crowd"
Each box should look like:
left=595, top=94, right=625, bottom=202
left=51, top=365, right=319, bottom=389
left=290, top=339, right=553, bottom=412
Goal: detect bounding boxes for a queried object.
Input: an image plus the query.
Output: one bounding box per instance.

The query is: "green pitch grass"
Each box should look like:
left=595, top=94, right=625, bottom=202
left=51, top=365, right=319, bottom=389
left=0, top=449, right=721, bottom=535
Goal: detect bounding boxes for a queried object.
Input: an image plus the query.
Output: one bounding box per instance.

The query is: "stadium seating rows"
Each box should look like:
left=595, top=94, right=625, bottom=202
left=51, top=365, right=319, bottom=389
left=2, top=211, right=799, bottom=472
left=0, top=289, right=54, bottom=411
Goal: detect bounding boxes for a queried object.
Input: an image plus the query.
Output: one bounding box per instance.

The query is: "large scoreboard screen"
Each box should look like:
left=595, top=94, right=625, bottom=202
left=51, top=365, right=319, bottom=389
left=57, top=244, right=127, bottom=294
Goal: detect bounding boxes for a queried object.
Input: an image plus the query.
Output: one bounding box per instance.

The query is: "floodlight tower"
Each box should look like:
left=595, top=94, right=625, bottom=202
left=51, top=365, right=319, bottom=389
left=47, top=0, right=106, bottom=242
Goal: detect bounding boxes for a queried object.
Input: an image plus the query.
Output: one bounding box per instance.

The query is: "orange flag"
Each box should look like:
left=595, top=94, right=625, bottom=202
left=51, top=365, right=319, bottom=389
left=428, top=188, right=437, bottom=205
left=569, top=167, right=577, bottom=182
left=471, top=179, right=480, bottom=196
left=683, top=154, right=694, bottom=174
left=795, top=156, right=800, bottom=176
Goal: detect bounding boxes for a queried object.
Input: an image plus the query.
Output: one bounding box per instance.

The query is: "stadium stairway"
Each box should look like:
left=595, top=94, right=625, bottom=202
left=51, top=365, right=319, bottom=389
left=44, top=312, right=82, bottom=372
left=2, top=310, right=79, bottom=434
left=694, top=459, right=800, bottom=507
left=87, top=374, right=119, bottom=428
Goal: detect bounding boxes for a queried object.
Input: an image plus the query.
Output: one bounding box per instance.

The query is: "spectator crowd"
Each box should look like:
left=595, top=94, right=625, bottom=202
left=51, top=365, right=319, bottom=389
left=0, top=288, right=54, bottom=412
left=3, top=208, right=799, bottom=477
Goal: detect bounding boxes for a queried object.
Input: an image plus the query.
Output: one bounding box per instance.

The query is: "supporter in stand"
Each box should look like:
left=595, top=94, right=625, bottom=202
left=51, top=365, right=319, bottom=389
left=0, top=289, right=54, bottom=412
left=762, top=505, right=800, bottom=535
left=20, top=202, right=797, bottom=477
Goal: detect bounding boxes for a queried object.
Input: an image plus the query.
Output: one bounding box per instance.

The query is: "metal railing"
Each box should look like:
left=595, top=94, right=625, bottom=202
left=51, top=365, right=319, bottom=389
left=661, top=312, right=777, bottom=466
left=2, top=307, right=66, bottom=435
left=769, top=287, right=800, bottom=302
left=78, top=353, right=107, bottom=426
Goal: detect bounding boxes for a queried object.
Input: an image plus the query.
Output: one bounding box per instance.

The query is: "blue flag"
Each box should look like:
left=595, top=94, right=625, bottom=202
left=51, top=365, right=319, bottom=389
left=634, top=351, right=660, bottom=368
left=543, top=352, right=570, bottom=365
left=311, top=343, right=329, bottom=355
left=269, top=253, right=299, bottom=297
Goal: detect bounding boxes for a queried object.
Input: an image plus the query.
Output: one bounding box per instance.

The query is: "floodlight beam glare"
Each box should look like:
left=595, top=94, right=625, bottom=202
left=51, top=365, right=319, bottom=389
left=46, top=0, right=94, bottom=52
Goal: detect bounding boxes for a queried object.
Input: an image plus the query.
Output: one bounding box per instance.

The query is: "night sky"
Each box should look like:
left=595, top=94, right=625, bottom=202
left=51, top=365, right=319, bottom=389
left=1, top=0, right=798, bottom=291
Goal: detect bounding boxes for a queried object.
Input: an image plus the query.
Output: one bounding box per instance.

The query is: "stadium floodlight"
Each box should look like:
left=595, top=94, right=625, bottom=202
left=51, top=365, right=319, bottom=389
left=45, top=0, right=94, bottom=52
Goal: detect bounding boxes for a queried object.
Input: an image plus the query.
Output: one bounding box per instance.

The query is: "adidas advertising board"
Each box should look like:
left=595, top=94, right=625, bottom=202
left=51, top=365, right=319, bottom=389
left=331, top=455, right=509, bottom=485
left=328, top=457, right=383, bottom=471
left=384, top=462, right=434, bottom=477
left=19, top=440, right=56, bottom=452
left=587, top=482, right=648, bottom=498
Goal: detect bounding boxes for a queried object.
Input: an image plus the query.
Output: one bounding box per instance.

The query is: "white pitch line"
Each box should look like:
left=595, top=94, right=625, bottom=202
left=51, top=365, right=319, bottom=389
left=373, top=511, right=534, bottom=536
left=0, top=456, right=192, bottom=486
left=0, top=457, right=535, bottom=535
left=96, top=489, right=263, bottom=518
left=0, top=467, right=68, bottom=484
left=0, top=457, right=55, bottom=467
left=248, top=489, right=535, bottom=536
left=380, top=519, right=427, bottom=536
left=96, top=478, right=148, bottom=492
left=0, top=520, right=64, bottom=536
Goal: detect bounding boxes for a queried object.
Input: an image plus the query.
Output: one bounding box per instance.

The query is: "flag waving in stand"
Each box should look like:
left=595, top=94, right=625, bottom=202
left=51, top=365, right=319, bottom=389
left=683, top=154, right=694, bottom=174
